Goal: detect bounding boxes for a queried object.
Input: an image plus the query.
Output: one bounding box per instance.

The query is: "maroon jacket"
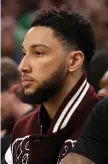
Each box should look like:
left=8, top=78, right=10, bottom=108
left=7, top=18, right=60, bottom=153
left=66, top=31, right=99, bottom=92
left=5, top=75, right=100, bottom=164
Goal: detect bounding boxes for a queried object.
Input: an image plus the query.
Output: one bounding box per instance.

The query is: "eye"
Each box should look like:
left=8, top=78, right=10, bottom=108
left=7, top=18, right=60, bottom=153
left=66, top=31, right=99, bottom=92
left=35, top=51, right=44, bottom=56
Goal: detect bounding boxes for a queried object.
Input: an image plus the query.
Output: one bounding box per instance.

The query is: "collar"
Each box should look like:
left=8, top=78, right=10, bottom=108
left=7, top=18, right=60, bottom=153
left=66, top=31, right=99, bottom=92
left=40, top=73, right=90, bottom=134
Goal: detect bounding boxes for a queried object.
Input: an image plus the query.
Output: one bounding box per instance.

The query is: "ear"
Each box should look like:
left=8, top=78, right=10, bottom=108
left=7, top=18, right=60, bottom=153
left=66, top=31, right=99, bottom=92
left=68, top=51, right=84, bottom=72
left=9, top=84, right=22, bottom=94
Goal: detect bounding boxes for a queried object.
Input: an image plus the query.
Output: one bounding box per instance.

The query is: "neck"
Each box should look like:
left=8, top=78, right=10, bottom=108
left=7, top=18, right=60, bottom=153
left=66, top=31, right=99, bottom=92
left=44, top=72, right=83, bottom=120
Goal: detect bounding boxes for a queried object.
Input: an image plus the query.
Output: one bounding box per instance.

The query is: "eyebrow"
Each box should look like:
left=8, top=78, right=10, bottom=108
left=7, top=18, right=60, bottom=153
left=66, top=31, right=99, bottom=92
left=22, top=44, right=50, bottom=51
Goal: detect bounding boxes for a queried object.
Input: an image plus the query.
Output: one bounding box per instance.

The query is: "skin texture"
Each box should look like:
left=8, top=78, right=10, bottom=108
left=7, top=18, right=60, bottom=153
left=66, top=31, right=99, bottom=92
left=60, top=153, right=95, bottom=164
left=19, top=26, right=84, bottom=119
left=19, top=26, right=68, bottom=95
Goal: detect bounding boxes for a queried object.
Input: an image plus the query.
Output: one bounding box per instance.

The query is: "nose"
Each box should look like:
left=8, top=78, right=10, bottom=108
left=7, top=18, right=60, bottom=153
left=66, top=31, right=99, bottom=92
left=18, top=55, right=31, bottom=74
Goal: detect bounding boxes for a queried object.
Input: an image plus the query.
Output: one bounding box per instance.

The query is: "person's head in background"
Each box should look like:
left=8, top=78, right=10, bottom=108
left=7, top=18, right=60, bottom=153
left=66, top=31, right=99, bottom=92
left=89, top=49, right=108, bottom=97
left=90, top=3, right=108, bottom=49
left=1, top=17, right=15, bottom=57
left=1, top=57, right=32, bottom=134
left=19, top=7, right=96, bottom=105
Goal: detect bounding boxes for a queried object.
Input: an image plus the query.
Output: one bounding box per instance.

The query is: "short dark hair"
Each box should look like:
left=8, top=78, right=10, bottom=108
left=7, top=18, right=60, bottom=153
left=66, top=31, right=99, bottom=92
left=1, top=57, right=21, bottom=92
left=31, top=7, right=96, bottom=67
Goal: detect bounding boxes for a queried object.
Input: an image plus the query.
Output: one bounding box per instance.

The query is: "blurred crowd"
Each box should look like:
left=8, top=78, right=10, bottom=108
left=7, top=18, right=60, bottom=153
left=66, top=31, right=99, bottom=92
left=1, top=0, right=108, bottom=163
left=1, top=0, right=108, bottom=64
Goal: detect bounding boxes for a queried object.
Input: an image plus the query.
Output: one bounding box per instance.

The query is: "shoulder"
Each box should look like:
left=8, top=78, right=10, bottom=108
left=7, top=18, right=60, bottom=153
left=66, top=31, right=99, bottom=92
left=90, top=97, right=108, bottom=128
left=71, top=98, right=108, bottom=163
left=83, top=86, right=100, bottom=109
left=11, top=110, right=40, bottom=143
left=82, top=97, right=108, bottom=136
left=18, top=109, right=39, bottom=125
left=91, top=97, right=108, bottom=117
left=16, top=109, right=39, bottom=128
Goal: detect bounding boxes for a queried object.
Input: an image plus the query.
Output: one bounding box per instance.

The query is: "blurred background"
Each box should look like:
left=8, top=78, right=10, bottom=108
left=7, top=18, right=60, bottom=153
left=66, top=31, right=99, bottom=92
left=1, top=0, right=108, bottom=163
left=1, top=0, right=108, bottom=64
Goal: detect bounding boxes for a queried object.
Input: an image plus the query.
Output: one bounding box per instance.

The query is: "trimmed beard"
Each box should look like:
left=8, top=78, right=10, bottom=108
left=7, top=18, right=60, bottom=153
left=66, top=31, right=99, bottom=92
left=20, top=62, right=68, bottom=105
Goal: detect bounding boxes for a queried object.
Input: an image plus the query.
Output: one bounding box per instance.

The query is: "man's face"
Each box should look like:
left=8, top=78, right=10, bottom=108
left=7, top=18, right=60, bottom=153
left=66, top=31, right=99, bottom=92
left=19, top=26, right=69, bottom=103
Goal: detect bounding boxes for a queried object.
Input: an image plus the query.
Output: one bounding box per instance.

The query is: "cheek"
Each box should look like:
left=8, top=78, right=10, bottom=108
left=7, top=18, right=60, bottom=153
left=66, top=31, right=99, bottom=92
left=31, top=54, right=65, bottom=82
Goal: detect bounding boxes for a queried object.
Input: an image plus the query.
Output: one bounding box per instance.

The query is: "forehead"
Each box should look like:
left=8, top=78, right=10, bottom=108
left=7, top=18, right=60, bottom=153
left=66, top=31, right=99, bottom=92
left=23, top=26, right=61, bottom=49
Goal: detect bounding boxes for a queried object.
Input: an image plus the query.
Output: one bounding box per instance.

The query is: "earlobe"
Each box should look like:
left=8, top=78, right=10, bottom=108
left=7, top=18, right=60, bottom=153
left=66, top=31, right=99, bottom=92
left=68, top=51, right=84, bottom=72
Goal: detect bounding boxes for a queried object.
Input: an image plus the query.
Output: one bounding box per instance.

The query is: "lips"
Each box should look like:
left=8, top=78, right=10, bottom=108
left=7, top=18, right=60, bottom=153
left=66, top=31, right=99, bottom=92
left=21, top=77, right=34, bottom=87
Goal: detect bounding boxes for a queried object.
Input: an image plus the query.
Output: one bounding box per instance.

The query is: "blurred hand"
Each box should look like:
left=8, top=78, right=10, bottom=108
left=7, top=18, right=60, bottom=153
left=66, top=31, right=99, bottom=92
left=0, top=129, right=7, bottom=138
left=1, top=91, right=15, bottom=122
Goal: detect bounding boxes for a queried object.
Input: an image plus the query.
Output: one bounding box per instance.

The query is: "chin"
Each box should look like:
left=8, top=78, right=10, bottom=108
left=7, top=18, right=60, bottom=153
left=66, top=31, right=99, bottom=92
left=24, top=88, right=35, bottom=95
